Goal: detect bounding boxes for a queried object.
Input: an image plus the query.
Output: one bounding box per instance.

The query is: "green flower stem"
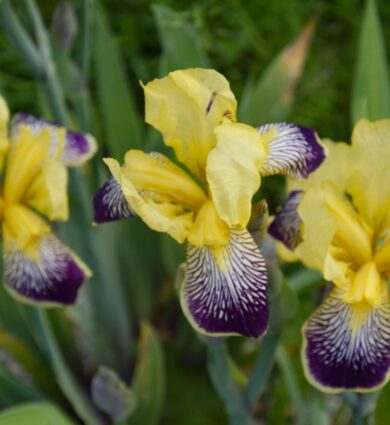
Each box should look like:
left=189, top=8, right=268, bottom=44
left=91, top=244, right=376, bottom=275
left=36, top=309, right=104, bottom=425
left=206, top=340, right=252, bottom=425
left=244, top=331, right=281, bottom=407
left=275, top=345, right=304, bottom=423
left=0, top=1, right=42, bottom=77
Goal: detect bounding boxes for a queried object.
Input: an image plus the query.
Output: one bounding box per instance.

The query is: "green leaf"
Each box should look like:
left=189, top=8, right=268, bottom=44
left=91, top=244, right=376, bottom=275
left=351, top=0, right=390, bottom=123
left=375, top=383, right=390, bottom=425
left=128, top=322, right=165, bottom=425
left=94, top=2, right=143, bottom=157
left=35, top=310, right=104, bottom=425
left=152, top=4, right=209, bottom=75
left=0, top=402, right=76, bottom=425
left=239, top=19, right=316, bottom=125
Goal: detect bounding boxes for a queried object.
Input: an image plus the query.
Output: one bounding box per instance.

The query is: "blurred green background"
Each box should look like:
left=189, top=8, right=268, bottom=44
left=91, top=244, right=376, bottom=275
left=0, top=0, right=389, bottom=424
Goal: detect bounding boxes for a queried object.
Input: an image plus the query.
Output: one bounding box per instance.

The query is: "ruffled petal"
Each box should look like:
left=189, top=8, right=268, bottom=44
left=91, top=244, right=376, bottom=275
left=348, top=119, right=390, bottom=230
left=258, top=123, right=325, bottom=179
left=93, top=177, right=134, bottom=223
left=206, top=123, right=266, bottom=228
left=11, top=113, right=97, bottom=167
left=302, top=288, right=390, bottom=392
left=268, top=190, right=303, bottom=249
left=3, top=205, right=89, bottom=306
left=104, top=158, right=194, bottom=243
left=180, top=228, right=268, bottom=337
left=289, top=140, right=350, bottom=193
left=144, top=68, right=237, bottom=178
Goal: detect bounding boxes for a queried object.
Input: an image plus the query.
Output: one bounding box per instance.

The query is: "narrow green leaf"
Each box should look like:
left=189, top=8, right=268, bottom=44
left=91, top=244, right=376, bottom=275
left=128, top=322, right=165, bottom=425
left=239, top=19, right=316, bottom=125
left=36, top=310, right=104, bottom=425
left=375, top=383, right=390, bottom=425
left=351, top=0, right=390, bottom=123
left=0, top=364, right=43, bottom=404
left=94, top=2, right=143, bottom=157
left=206, top=341, right=251, bottom=425
left=0, top=402, right=76, bottom=425
left=152, top=4, right=209, bottom=75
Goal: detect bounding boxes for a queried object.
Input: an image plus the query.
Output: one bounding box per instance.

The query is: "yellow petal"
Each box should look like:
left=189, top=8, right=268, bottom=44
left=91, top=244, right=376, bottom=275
left=343, top=262, right=383, bottom=308
left=295, top=186, right=338, bottom=271
left=104, top=157, right=193, bottom=243
left=206, top=123, right=266, bottom=228
left=4, top=125, right=66, bottom=205
left=348, top=119, right=390, bottom=229
left=3, top=204, right=50, bottom=259
left=124, top=150, right=207, bottom=210
left=322, top=181, right=372, bottom=266
left=143, top=68, right=237, bottom=178
left=187, top=200, right=229, bottom=247
left=24, top=159, right=69, bottom=221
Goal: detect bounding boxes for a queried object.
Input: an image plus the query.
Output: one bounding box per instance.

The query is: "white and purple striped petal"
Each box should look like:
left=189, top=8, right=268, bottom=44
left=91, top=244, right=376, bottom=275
left=259, top=123, right=325, bottom=179
left=11, top=113, right=96, bottom=167
left=303, top=288, right=390, bottom=392
left=268, top=190, right=303, bottom=249
left=180, top=228, right=268, bottom=338
left=93, top=177, right=134, bottom=223
left=4, top=234, right=88, bottom=306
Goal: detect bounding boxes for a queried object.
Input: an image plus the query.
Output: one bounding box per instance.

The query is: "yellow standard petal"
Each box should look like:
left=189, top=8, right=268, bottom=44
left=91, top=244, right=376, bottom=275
left=207, top=123, right=266, bottom=228
left=143, top=68, right=237, bottom=178
left=348, top=119, right=390, bottom=229
left=104, top=157, right=194, bottom=244
left=295, top=186, right=338, bottom=272
left=322, top=181, right=372, bottom=266
left=288, top=139, right=350, bottom=193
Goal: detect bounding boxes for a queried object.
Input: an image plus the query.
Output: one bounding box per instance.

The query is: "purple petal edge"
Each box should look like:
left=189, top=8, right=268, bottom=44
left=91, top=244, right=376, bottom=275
left=304, top=289, right=390, bottom=391
left=182, top=229, right=269, bottom=338
left=297, top=125, right=326, bottom=178
left=4, top=235, right=86, bottom=305
left=93, top=177, right=134, bottom=223
left=11, top=113, right=95, bottom=166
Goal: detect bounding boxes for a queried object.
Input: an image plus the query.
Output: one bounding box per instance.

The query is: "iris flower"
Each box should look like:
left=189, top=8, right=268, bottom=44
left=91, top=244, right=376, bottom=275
left=93, top=68, right=324, bottom=337
left=0, top=96, right=96, bottom=306
left=269, top=119, right=390, bottom=392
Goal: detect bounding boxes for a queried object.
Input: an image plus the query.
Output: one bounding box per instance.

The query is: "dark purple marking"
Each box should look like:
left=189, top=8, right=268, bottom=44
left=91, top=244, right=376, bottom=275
left=258, top=122, right=326, bottom=179
left=205, top=91, right=217, bottom=115
left=4, top=235, right=86, bottom=305
left=11, top=113, right=94, bottom=166
left=93, top=177, right=134, bottom=223
left=183, top=229, right=269, bottom=338
left=304, top=289, right=390, bottom=391
left=297, top=125, right=326, bottom=177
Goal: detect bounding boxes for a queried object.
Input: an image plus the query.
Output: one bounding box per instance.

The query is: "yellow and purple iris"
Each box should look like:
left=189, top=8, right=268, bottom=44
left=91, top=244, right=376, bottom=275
left=0, top=96, right=96, bottom=306
left=269, top=119, right=390, bottom=392
left=93, top=68, right=325, bottom=337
